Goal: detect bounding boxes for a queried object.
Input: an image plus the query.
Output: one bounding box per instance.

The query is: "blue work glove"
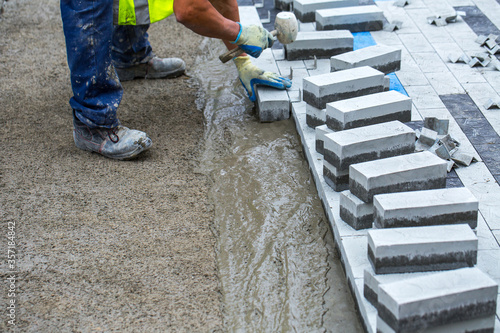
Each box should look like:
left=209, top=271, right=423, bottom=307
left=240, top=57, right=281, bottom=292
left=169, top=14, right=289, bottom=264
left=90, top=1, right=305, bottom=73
left=231, top=23, right=274, bottom=58
left=234, top=56, right=292, bottom=102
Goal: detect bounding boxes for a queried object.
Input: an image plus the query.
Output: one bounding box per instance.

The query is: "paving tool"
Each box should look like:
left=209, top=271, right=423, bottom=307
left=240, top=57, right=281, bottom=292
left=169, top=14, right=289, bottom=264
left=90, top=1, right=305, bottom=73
left=219, top=12, right=298, bottom=63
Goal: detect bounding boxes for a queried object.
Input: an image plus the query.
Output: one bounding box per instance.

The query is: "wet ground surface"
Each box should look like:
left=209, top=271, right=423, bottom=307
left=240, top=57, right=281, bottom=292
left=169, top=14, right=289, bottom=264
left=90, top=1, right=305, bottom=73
left=192, top=40, right=363, bottom=331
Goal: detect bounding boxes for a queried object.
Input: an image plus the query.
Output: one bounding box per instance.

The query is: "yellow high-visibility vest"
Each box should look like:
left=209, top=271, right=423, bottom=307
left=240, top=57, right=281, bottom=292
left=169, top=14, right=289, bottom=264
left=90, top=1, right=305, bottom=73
left=113, top=0, right=174, bottom=25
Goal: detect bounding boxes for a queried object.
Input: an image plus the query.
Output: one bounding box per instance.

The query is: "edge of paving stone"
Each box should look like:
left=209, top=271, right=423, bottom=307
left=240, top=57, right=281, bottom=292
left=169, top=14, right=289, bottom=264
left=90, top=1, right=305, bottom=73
left=292, top=102, right=376, bottom=333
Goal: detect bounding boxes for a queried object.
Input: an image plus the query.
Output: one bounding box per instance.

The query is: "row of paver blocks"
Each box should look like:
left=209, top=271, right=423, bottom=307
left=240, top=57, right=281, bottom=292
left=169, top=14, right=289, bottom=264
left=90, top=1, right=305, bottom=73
left=305, top=59, right=497, bottom=333
left=241, top=3, right=498, bottom=331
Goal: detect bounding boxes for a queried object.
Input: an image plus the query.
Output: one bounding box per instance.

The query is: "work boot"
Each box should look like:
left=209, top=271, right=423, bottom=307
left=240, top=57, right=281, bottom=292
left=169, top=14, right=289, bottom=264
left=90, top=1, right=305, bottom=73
left=116, top=56, right=186, bottom=81
left=73, top=117, right=152, bottom=160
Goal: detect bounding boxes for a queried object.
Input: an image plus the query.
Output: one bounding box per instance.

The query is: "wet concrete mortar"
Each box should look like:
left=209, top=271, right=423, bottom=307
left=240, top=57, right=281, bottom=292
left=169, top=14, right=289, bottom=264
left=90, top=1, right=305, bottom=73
left=0, top=0, right=362, bottom=331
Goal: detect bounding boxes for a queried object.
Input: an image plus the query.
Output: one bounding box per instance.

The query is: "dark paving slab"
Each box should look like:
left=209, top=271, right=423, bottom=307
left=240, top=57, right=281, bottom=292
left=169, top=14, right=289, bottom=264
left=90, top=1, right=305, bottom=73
left=441, top=94, right=500, bottom=180
left=446, top=169, right=464, bottom=188
left=454, top=6, right=500, bottom=38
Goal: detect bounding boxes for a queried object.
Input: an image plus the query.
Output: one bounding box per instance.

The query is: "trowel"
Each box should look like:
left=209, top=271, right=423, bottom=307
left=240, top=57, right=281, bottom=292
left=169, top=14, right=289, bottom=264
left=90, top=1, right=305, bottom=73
left=219, top=12, right=298, bottom=63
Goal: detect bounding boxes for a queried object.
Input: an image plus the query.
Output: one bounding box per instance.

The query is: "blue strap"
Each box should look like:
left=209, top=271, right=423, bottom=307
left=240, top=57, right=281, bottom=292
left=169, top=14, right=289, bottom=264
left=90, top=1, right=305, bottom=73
left=230, top=22, right=243, bottom=44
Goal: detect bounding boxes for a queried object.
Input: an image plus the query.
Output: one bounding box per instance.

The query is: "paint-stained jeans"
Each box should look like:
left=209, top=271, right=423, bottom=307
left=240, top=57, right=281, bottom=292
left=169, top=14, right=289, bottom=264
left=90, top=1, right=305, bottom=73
left=60, top=0, right=153, bottom=128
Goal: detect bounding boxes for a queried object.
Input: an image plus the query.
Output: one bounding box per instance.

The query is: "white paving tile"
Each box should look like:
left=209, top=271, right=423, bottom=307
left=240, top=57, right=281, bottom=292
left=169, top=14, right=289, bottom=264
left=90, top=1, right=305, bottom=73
left=341, top=236, right=370, bottom=280
left=395, top=70, right=429, bottom=86
left=477, top=214, right=500, bottom=251
left=399, top=33, right=434, bottom=53
left=305, top=58, right=330, bottom=76
left=405, top=85, right=447, bottom=109
left=455, top=162, right=500, bottom=230
left=432, top=42, right=466, bottom=62
left=425, top=71, right=465, bottom=94
left=405, top=8, right=455, bottom=43
left=447, top=63, right=488, bottom=85
left=482, top=71, right=500, bottom=96
left=370, top=30, right=404, bottom=46
left=411, top=52, right=449, bottom=73
left=477, top=249, right=500, bottom=286
left=492, top=230, right=500, bottom=244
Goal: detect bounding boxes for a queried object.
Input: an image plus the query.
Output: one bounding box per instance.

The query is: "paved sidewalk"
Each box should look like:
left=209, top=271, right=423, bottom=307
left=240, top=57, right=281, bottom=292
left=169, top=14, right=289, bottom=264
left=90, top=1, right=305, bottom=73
left=240, top=0, right=500, bottom=330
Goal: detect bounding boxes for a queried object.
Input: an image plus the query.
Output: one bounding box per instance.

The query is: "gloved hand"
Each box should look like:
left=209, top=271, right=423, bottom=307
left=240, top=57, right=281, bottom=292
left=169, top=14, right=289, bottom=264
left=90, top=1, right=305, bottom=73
left=231, top=23, right=274, bottom=58
left=234, top=56, right=292, bottom=102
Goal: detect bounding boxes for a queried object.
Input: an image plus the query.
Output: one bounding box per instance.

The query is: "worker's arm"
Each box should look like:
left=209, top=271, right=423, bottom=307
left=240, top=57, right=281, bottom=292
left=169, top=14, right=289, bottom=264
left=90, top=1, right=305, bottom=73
left=173, top=0, right=273, bottom=57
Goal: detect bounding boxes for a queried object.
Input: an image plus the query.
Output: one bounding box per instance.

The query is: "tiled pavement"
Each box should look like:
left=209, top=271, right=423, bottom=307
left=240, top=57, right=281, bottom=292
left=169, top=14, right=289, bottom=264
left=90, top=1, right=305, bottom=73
left=238, top=0, right=500, bottom=331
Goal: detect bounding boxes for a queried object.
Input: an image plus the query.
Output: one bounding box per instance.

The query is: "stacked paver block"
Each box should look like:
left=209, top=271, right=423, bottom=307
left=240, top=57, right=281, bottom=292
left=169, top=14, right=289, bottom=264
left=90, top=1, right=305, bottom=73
left=367, top=224, right=478, bottom=274
left=323, top=160, right=349, bottom=192
left=377, top=268, right=498, bottom=332
left=325, top=91, right=412, bottom=131
left=330, top=44, right=401, bottom=74
left=303, top=66, right=385, bottom=110
left=315, top=124, right=333, bottom=154
left=323, top=121, right=415, bottom=173
left=285, top=30, right=353, bottom=60
left=323, top=121, right=415, bottom=194
left=349, top=151, right=448, bottom=203
left=316, top=5, right=384, bottom=32
left=373, top=188, right=479, bottom=229
left=293, top=0, right=358, bottom=23
left=306, top=103, right=326, bottom=128
left=340, top=190, right=374, bottom=230
left=363, top=267, right=430, bottom=308
left=377, top=315, right=496, bottom=333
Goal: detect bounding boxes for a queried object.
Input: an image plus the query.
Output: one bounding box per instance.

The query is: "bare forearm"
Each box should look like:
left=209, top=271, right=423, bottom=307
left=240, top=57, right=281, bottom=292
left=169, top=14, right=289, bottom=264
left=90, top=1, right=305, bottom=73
left=173, top=0, right=240, bottom=42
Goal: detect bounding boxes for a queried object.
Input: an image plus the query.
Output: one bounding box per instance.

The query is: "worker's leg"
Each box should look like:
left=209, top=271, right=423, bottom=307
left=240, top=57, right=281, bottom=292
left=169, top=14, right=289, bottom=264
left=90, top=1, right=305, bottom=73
left=60, top=0, right=152, bottom=159
left=111, top=25, right=154, bottom=67
left=112, top=25, right=186, bottom=81
left=60, top=0, right=121, bottom=129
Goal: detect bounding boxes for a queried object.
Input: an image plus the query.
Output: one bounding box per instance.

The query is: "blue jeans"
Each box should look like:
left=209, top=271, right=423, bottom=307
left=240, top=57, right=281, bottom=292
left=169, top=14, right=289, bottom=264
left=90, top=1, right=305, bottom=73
left=60, top=0, right=154, bottom=128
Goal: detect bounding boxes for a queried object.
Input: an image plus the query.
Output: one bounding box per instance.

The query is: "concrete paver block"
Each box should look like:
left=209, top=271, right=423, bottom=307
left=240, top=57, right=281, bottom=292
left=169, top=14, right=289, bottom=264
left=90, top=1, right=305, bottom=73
left=364, top=267, right=431, bottom=308
left=377, top=314, right=496, bottom=333
left=315, top=124, right=333, bottom=154
left=349, top=151, right=448, bottom=203
left=293, top=0, right=358, bottom=23
left=275, top=0, right=293, bottom=11
left=285, top=30, right=353, bottom=60
left=326, top=91, right=412, bottom=131
left=306, top=103, right=326, bottom=128
left=303, top=66, right=385, bottom=110
left=417, top=127, right=438, bottom=147
left=323, top=120, right=415, bottom=172
left=373, top=187, right=479, bottom=229
left=316, top=5, right=385, bottom=32
left=368, top=224, right=478, bottom=274
left=324, top=160, right=349, bottom=192
left=340, top=190, right=374, bottom=230
left=377, top=268, right=497, bottom=332
left=424, top=117, right=449, bottom=135
left=330, top=44, right=401, bottom=74
left=256, top=87, right=290, bottom=122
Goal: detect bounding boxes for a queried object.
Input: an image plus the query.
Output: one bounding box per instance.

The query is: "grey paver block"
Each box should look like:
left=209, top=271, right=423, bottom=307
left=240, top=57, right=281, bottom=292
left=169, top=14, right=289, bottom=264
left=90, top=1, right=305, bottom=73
left=323, top=120, right=415, bottom=172
left=256, top=87, right=290, bottom=122
left=417, top=127, right=438, bottom=146
left=377, top=267, right=497, bottom=332
left=373, top=188, right=479, bottom=229
left=377, top=314, right=496, bottom=333
left=303, top=66, right=385, bottom=110
left=285, top=30, right=353, bottom=60
left=315, top=124, right=333, bottom=154
left=340, top=190, right=374, bottom=230
left=424, top=117, right=449, bottom=135
left=330, top=44, right=401, bottom=74
left=326, top=90, right=412, bottom=131
left=316, top=5, right=385, bottom=32
left=363, top=267, right=431, bottom=308
left=323, top=160, right=349, bottom=192
left=349, top=151, right=448, bottom=203
left=368, top=224, right=478, bottom=274
left=306, top=103, right=326, bottom=128
left=293, top=0, right=358, bottom=23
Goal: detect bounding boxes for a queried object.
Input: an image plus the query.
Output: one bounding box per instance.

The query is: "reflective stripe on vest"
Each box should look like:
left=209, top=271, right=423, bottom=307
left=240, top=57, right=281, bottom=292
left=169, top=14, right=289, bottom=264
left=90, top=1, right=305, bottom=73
left=113, top=0, right=174, bottom=25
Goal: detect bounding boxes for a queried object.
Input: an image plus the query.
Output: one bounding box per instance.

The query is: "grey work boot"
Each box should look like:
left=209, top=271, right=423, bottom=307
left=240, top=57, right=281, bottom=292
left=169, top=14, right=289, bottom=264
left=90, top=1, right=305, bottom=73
left=73, top=117, right=152, bottom=160
left=116, top=56, right=186, bottom=81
